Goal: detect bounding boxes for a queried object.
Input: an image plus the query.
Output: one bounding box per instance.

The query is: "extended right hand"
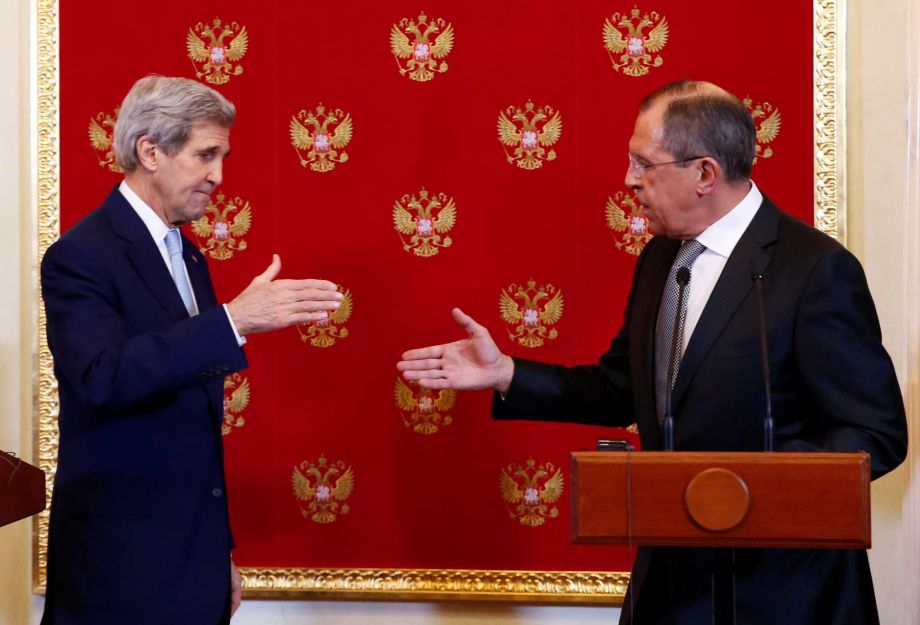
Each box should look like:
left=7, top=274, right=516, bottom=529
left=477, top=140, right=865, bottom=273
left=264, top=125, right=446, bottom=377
left=226, top=254, right=342, bottom=336
left=396, top=308, right=515, bottom=394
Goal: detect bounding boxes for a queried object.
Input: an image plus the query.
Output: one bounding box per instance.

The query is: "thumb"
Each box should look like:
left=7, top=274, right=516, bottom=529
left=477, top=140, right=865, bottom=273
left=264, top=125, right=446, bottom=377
left=452, top=307, right=487, bottom=338
left=253, top=254, right=281, bottom=284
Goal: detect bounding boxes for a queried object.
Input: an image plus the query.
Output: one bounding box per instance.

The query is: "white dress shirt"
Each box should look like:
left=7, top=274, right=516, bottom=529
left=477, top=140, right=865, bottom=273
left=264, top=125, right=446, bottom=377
left=119, top=180, right=246, bottom=344
left=682, top=181, right=763, bottom=351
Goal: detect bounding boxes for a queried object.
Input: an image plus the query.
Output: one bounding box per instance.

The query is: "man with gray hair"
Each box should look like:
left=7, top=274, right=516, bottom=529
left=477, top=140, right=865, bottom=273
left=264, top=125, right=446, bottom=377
left=398, top=80, right=907, bottom=624
left=40, top=75, right=342, bottom=624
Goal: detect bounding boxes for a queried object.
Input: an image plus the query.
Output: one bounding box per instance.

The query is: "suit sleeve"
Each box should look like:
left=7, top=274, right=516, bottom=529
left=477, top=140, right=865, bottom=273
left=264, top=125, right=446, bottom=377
left=490, top=240, right=658, bottom=426
left=491, top=331, right=633, bottom=426
left=783, top=246, right=907, bottom=478
left=41, top=235, right=248, bottom=411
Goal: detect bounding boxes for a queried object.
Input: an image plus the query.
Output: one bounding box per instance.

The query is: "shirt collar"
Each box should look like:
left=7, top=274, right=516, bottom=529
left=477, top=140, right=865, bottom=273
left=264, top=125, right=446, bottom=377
left=119, top=179, right=175, bottom=245
left=695, top=180, right=763, bottom=258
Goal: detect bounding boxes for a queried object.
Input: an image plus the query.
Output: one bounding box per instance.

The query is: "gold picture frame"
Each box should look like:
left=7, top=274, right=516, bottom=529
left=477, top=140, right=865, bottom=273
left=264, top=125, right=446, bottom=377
left=30, top=0, right=846, bottom=602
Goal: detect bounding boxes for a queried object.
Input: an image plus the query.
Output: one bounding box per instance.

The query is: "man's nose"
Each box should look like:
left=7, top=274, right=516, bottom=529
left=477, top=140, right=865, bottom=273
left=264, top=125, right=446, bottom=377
left=207, top=160, right=223, bottom=187
left=624, top=164, right=639, bottom=189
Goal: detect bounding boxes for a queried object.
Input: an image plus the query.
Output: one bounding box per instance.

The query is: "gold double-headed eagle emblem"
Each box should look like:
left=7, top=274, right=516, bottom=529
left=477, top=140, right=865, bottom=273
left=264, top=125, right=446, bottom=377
left=499, top=280, right=564, bottom=348
left=394, top=378, right=457, bottom=435
left=744, top=96, right=782, bottom=164
left=221, top=373, right=250, bottom=436
left=497, top=101, right=563, bottom=170
left=186, top=18, right=248, bottom=85
left=603, top=7, right=668, bottom=77
left=290, top=105, right=354, bottom=173
left=392, top=188, right=457, bottom=257
left=88, top=108, right=121, bottom=173
left=296, top=287, right=353, bottom=348
left=500, top=458, right=564, bottom=527
left=292, top=455, right=355, bottom=524
left=190, top=192, right=252, bottom=261
left=390, top=12, right=454, bottom=82
left=606, top=191, right=652, bottom=256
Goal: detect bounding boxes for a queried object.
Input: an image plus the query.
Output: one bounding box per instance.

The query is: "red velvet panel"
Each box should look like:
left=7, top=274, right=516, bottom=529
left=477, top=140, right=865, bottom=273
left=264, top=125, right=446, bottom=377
left=60, top=1, right=813, bottom=575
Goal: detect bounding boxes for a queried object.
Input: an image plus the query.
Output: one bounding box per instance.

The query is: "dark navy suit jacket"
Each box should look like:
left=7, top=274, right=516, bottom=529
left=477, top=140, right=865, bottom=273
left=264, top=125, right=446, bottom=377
left=494, top=198, right=908, bottom=625
left=40, top=188, right=247, bottom=625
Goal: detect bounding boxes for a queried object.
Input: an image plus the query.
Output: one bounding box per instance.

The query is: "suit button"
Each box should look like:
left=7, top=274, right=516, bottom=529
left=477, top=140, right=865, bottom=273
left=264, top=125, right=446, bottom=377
left=212, top=488, right=223, bottom=498
left=222, top=365, right=231, bottom=372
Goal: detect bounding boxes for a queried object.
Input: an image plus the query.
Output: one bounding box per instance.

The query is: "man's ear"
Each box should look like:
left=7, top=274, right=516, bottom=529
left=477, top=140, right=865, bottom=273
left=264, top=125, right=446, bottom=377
left=135, top=136, right=159, bottom=172
left=695, top=157, right=721, bottom=196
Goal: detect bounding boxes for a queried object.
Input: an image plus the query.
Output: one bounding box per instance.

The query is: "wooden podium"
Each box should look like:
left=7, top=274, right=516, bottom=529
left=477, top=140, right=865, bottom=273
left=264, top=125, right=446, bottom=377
left=0, top=449, right=46, bottom=529
left=571, top=451, right=871, bottom=549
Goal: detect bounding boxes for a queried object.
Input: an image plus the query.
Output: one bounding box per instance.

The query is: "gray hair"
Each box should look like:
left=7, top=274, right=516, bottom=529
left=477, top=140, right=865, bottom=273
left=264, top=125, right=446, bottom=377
left=114, top=75, right=236, bottom=172
left=640, top=80, right=755, bottom=182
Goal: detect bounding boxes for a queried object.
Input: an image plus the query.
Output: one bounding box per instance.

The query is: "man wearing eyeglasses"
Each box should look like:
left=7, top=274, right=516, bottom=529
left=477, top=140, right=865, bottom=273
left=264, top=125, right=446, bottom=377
left=397, top=80, right=906, bottom=624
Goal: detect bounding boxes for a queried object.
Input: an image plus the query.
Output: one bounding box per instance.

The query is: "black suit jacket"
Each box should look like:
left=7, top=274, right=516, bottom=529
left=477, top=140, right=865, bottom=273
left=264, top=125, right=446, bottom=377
left=494, top=198, right=907, bottom=625
left=40, top=188, right=248, bottom=625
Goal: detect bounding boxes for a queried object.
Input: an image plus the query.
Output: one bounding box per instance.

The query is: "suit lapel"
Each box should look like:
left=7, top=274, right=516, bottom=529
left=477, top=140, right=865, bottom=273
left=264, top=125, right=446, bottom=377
left=670, top=198, right=779, bottom=412
left=102, top=187, right=228, bottom=422
left=184, top=237, right=228, bottom=423
left=102, top=188, right=189, bottom=322
left=183, top=237, right=217, bottom=310
left=179, top=231, right=226, bottom=421
left=632, top=237, right=681, bottom=445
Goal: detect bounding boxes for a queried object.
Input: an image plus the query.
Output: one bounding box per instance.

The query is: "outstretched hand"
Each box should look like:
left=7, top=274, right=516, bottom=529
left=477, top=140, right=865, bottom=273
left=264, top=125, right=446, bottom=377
left=226, top=254, right=343, bottom=336
left=397, top=308, right=514, bottom=394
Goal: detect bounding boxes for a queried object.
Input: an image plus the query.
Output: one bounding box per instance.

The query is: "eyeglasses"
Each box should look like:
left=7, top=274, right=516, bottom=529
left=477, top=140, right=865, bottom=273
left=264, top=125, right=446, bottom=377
left=627, top=154, right=706, bottom=177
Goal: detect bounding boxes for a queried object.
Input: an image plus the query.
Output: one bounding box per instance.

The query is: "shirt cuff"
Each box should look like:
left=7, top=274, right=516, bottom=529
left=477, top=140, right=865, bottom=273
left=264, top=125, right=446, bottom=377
left=223, top=304, right=247, bottom=346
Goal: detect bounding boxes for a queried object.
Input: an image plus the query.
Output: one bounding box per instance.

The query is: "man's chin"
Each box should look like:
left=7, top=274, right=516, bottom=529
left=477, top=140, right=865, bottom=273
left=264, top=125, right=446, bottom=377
left=172, top=206, right=208, bottom=227
left=189, top=197, right=212, bottom=218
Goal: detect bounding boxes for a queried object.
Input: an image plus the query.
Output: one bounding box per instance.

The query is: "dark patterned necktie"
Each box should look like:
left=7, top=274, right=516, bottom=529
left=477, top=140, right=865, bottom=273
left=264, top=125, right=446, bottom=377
left=655, top=239, right=705, bottom=424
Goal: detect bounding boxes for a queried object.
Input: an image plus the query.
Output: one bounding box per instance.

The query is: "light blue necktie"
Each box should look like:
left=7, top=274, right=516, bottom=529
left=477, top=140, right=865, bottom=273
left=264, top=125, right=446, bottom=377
left=164, top=229, right=197, bottom=316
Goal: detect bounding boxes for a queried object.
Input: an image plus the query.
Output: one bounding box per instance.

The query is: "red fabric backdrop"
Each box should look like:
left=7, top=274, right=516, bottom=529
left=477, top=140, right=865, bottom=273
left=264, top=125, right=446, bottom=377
left=60, top=1, right=814, bottom=574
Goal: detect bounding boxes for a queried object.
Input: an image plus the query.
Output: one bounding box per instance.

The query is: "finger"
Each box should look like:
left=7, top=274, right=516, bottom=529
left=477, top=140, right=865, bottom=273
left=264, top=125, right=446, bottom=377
left=268, top=287, right=343, bottom=305
left=401, top=369, right=448, bottom=382
left=231, top=591, right=241, bottom=614
left=291, top=299, right=341, bottom=312
left=400, top=345, right=445, bottom=361
left=277, top=278, right=341, bottom=292
left=416, top=377, right=456, bottom=390
left=289, top=288, right=346, bottom=302
left=452, top=307, right=488, bottom=338
left=286, top=310, right=337, bottom=325
left=253, top=254, right=282, bottom=284
left=230, top=562, right=242, bottom=615
left=396, top=358, right=443, bottom=372
left=273, top=303, right=336, bottom=325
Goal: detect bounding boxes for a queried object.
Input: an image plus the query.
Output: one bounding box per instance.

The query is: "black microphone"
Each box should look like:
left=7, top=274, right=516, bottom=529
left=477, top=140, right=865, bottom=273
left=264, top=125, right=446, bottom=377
left=751, top=264, right=774, bottom=452
left=676, top=266, right=691, bottom=286
left=663, top=266, right=692, bottom=451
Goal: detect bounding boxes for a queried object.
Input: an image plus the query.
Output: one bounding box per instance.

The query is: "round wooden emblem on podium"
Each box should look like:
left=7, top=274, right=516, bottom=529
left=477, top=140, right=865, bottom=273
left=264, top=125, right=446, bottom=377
left=684, top=468, right=751, bottom=532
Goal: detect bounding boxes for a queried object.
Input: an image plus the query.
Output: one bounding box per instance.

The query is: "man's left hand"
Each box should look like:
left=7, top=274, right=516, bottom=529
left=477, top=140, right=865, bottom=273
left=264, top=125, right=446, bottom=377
left=230, top=560, right=242, bottom=617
